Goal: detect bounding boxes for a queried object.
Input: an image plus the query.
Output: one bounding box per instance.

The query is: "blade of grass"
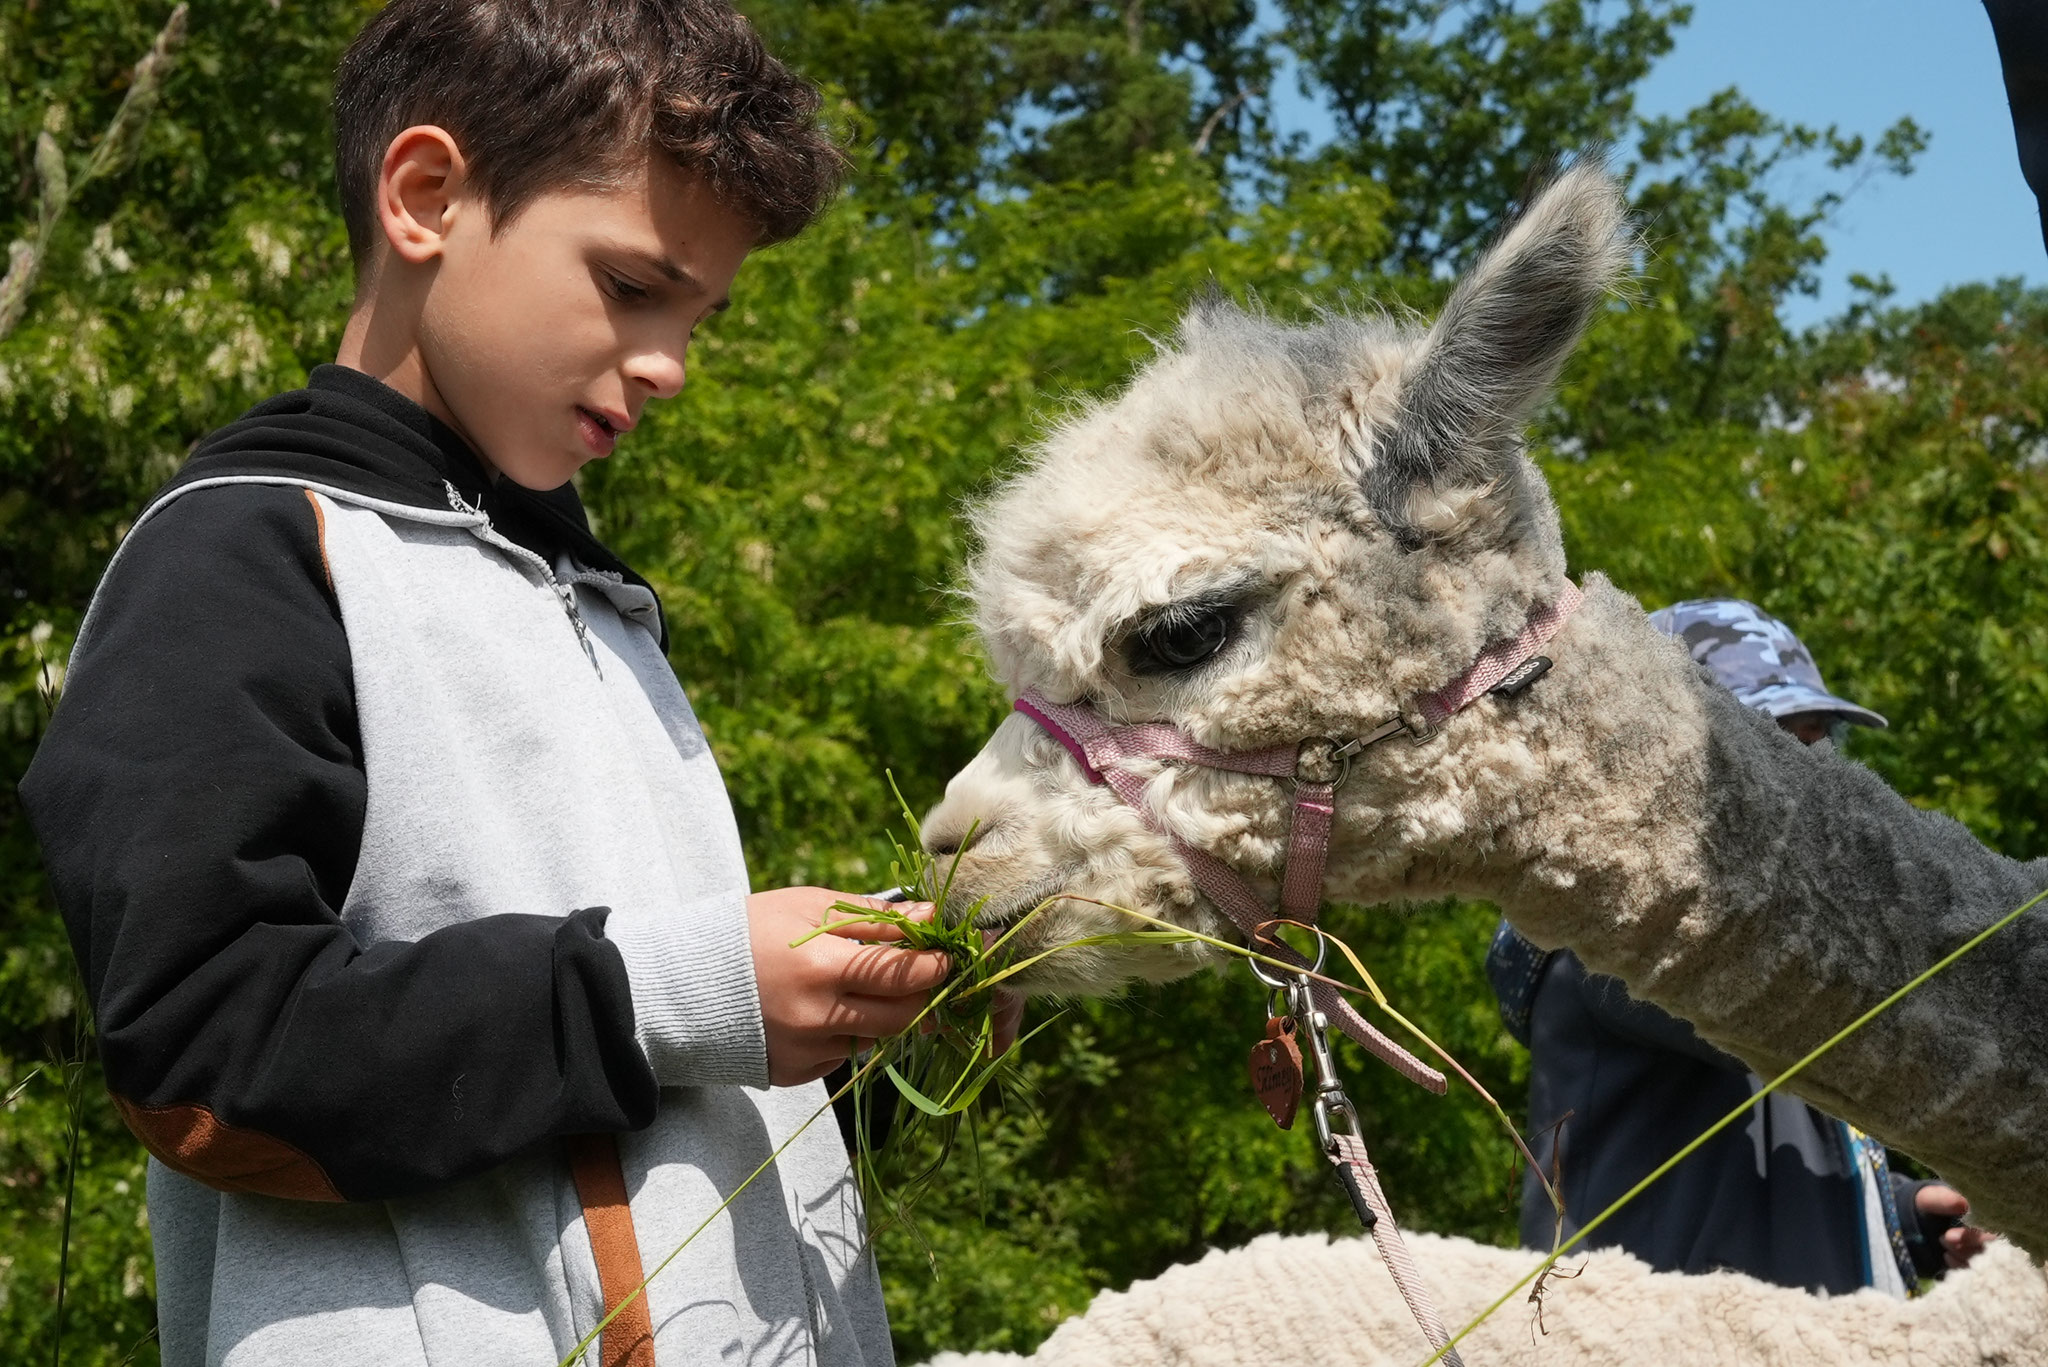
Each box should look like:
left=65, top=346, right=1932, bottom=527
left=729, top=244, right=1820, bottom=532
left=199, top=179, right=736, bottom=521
left=884, top=1064, right=954, bottom=1118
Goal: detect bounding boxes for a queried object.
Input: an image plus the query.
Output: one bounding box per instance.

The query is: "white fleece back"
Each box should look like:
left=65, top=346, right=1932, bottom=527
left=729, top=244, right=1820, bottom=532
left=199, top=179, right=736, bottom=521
left=918, top=1231, right=2048, bottom=1367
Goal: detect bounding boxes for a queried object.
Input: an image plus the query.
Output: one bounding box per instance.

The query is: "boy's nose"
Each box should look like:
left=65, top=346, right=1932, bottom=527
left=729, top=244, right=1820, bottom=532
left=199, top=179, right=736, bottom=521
left=626, top=349, right=686, bottom=400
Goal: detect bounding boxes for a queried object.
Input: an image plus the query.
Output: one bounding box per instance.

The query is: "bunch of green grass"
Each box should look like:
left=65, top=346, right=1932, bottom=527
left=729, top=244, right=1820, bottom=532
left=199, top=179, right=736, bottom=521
left=798, top=776, right=1191, bottom=1246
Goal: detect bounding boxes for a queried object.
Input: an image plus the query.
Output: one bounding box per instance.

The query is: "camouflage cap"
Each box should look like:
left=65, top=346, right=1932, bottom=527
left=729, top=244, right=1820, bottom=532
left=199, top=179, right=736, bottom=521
left=1646, top=597, right=1887, bottom=729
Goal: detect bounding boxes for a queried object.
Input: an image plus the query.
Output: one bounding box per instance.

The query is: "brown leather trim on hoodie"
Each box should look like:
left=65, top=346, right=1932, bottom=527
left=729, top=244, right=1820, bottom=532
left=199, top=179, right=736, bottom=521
left=113, top=1096, right=343, bottom=1202
left=566, top=1132, right=655, bottom=1367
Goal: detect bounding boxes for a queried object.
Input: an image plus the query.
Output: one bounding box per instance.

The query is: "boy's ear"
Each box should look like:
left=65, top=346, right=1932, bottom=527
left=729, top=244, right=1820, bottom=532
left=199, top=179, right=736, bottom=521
left=377, top=125, right=469, bottom=267
left=1365, top=159, right=1631, bottom=544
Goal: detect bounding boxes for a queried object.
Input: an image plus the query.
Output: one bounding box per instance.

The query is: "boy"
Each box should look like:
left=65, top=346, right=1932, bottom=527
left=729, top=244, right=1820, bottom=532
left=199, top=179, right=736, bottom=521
left=20, top=3, right=983, bottom=1363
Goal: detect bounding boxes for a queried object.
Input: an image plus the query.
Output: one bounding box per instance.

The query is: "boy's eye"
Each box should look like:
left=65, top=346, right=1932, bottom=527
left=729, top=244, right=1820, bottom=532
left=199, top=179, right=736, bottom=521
left=603, top=271, right=650, bottom=303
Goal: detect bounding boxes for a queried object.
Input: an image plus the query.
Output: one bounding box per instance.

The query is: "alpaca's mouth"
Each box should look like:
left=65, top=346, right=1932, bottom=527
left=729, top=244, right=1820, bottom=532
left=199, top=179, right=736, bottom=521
left=960, top=870, right=1071, bottom=936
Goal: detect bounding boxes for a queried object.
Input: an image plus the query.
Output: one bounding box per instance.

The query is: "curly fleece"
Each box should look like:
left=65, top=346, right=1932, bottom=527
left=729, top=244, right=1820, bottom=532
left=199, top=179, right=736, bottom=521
left=918, top=1232, right=2048, bottom=1367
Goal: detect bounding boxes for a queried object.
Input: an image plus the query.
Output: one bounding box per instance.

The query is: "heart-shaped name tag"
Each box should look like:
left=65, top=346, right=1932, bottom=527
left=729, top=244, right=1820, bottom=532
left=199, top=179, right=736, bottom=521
left=1249, top=1015, right=1304, bottom=1130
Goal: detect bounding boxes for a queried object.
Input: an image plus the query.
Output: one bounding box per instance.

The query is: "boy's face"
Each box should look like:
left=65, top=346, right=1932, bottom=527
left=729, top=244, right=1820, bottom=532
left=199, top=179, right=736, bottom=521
left=399, top=148, right=755, bottom=490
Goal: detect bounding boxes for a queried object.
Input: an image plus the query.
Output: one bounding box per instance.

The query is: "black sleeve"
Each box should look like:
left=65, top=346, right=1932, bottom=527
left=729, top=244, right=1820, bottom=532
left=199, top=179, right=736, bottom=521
left=1891, top=1172, right=1960, bottom=1281
left=18, top=485, right=658, bottom=1202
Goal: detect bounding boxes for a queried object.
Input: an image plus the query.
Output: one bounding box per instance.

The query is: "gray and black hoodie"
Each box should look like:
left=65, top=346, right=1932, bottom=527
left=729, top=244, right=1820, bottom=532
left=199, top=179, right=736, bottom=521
left=20, top=365, right=892, bottom=1367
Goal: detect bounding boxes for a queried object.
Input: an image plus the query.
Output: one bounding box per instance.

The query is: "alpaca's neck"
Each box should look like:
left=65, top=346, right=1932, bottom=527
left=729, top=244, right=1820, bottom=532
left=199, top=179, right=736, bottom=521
left=1391, top=574, right=2048, bottom=1256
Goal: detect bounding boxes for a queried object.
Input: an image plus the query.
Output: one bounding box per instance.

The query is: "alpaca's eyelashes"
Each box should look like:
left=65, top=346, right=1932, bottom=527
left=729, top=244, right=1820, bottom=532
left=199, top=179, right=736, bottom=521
left=1129, top=604, right=1238, bottom=674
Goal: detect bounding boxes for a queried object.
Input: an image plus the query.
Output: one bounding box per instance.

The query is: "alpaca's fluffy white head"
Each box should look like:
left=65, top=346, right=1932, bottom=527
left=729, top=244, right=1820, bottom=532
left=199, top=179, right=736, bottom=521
left=929, top=162, right=1633, bottom=994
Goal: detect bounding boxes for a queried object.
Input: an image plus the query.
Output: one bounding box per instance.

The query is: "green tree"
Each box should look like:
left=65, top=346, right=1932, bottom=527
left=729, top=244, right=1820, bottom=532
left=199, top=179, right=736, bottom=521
left=2, top=3, right=365, bottom=1359
left=1279, top=0, right=1690, bottom=271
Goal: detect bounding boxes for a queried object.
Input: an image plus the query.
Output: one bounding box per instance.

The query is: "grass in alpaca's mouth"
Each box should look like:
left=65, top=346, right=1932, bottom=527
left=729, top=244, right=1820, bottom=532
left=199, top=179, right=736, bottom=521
left=806, top=777, right=1099, bottom=1248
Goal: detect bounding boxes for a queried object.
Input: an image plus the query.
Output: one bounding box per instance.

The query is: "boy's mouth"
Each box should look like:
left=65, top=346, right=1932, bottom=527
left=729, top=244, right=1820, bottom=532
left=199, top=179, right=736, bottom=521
left=576, top=406, right=622, bottom=455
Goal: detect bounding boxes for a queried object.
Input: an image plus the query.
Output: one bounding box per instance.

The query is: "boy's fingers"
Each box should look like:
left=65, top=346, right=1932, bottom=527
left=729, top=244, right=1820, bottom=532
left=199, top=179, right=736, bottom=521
left=838, top=943, right=952, bottom=995
left=830, top=994, right=933, bottom=1042
left=822, top=900, right=936, bottom=940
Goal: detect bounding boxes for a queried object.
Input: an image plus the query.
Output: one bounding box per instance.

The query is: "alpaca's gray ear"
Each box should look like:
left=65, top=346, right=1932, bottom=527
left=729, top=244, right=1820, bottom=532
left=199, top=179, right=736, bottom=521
left=1366, top=160, right=1631, bottom=540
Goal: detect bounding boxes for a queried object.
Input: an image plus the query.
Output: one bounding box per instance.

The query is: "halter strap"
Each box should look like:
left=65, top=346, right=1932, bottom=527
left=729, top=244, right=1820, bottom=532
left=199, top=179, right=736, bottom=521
left=1417, top=581, right=1585, bottom=731
left=1012, top=580, right=1584, bottom=1086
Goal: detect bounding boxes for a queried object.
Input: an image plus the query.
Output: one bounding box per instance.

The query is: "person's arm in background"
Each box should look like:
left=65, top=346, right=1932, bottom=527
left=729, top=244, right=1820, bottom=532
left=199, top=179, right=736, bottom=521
left=1577, top=954, right=1995, bottom=1274
left=1893, top=1174, right=1995, bottom=1274
left=1987, top=0, right=2048, bottom=254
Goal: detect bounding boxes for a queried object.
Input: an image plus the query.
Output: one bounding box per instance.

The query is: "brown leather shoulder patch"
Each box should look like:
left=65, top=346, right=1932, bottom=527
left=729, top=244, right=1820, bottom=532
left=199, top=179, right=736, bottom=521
left=113, top=1095, right=343, bottom=1202
left=566, top=1132, right=655, bottom=1367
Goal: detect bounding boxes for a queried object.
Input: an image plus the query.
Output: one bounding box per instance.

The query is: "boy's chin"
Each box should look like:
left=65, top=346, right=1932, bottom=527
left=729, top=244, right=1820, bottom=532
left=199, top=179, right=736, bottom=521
left=490, top=450, right=587, bottom=492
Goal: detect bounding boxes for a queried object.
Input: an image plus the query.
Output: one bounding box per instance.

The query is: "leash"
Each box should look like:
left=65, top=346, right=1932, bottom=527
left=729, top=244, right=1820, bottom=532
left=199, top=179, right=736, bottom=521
left=1014, top=580, right=1584, bottom=1367
left=1256, top=956, right=1465, bottom=1365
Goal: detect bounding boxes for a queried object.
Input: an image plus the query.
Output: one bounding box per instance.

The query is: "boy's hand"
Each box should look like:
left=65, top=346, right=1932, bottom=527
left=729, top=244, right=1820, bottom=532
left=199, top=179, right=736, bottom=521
left=747, top=887, right=953, bottom=1086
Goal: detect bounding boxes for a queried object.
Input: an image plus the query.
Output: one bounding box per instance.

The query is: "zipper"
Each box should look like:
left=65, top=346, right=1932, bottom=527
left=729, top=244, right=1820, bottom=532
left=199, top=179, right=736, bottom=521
left=444, top=482, right=603, bottom=678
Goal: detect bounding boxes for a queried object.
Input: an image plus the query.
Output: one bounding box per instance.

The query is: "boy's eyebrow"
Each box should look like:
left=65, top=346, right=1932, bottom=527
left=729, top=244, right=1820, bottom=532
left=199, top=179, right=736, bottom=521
left=612, top=245, right=730, bottom=310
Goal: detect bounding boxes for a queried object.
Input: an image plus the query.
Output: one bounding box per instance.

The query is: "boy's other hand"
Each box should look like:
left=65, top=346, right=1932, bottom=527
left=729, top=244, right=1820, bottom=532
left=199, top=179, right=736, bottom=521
left=747, top=887, right=953, bottom=1086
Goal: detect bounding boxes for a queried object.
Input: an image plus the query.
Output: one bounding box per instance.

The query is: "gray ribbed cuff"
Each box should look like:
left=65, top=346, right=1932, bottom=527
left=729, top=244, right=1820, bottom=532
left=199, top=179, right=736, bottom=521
left=605, top=893, right=768, bottom=1089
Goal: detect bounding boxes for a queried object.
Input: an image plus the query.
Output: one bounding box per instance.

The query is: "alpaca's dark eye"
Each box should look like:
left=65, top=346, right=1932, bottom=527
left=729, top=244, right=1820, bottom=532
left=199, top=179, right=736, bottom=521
left=1132, top=606, right=1235, bottom=674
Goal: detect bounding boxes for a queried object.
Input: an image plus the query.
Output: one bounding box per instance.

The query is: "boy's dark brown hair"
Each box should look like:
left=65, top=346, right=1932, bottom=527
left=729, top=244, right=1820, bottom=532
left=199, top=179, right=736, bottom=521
left=333, top=0, right=843, bottom=269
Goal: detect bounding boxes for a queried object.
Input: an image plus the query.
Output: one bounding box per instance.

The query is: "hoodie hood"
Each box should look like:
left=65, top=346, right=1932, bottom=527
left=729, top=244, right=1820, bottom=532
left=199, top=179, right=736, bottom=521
left=175, top=364, right=493, bottom=510
left=167, top=365, right=666, bottom=648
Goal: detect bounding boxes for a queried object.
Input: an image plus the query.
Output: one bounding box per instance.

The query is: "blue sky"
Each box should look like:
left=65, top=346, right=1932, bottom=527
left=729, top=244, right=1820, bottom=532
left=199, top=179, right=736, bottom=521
left=1263, top=1, right=2039, bottom=326
left=1633, top=0, right=2036, bottom=325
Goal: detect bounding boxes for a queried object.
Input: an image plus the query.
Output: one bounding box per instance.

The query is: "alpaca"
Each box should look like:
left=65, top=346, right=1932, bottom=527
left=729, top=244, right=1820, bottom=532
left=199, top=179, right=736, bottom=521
left=916, top=1233, right=2048, bottom=1367
left=920, top=160, right=2048, bottom=1255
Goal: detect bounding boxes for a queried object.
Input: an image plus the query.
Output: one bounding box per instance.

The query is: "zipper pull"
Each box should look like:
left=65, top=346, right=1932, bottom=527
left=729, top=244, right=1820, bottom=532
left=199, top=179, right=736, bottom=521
left=443, top=481, right=487, bottom=523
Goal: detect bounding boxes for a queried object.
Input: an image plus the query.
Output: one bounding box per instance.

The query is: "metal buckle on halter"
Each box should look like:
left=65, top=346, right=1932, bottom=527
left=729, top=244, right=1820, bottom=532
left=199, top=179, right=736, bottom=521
left=1246, top=920, right=1326, bottom=991
left=1295, top=718, right=1408, bottom=789
left=1303, top=712, right=1434, bottom=779
left=1249, top=940, right=1364, bottom=1158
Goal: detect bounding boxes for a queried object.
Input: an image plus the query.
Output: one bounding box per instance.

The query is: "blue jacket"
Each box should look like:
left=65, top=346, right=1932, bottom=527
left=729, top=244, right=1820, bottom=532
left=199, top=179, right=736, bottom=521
left=1488, top=923, right=1948, bottom=1294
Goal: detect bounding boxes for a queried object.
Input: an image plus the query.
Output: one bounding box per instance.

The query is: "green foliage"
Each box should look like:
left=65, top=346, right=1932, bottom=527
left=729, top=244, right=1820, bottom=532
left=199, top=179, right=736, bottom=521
left=2, top=2, right=2044, bottom=1364
left=1280, top=0, right=1692, bottom=271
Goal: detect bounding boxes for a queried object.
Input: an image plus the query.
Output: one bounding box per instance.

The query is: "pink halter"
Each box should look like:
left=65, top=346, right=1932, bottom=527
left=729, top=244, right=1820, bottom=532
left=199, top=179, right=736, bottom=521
left=1014, top=579, right=1583, bottom=1087
left=1012, top=583, right=1581, bottom=1367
